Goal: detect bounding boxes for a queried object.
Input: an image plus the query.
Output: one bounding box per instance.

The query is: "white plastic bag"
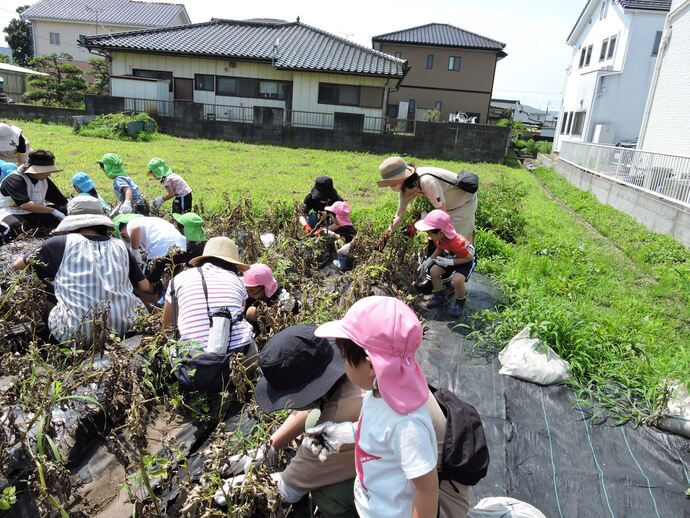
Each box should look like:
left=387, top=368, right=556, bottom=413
left=657, top=381, right=690, bottom=438
left=498, top=327, right=571, bottom=385
left=468, top=497, right=547, bottom=518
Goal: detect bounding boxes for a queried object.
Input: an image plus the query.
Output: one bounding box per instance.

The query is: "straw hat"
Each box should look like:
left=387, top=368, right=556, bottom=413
left=377, top=156, right=414, bottom=187
left=189, top=236, right=249, bottom=271
left=23, top=150, right=62, bottom=175
left=53, top=196, right=114, bottom=234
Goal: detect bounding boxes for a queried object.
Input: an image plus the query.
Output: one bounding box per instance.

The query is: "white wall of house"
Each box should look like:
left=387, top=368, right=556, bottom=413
left=554, top=0, right=667, bottom=151
left=639, top=0, right=690, bottom=156
left=108, top=51, right=389, bottom=121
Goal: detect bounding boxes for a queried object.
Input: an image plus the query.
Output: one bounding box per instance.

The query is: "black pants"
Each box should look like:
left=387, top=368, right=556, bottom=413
left=173, top=193, right=193, bottom=214
left=0, top=209, right=65, bottom=243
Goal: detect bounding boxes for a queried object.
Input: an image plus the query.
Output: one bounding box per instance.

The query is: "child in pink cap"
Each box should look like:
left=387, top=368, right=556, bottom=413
left=415, top=209, right=476, bottom=316
left=310, top=296, right=439, bottom=518
left=242, top=263, right=300, bottom=326
left=324, top=201, right=357, bottom=270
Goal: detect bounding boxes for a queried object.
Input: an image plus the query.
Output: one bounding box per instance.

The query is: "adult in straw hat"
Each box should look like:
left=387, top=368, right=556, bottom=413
left=0, top=150, right=69, bottom=244
left=377, top=156, right=477, bottom=244
left=13, top=196, right=148, bottom=344
left=162, top=237, right=257, bottom=392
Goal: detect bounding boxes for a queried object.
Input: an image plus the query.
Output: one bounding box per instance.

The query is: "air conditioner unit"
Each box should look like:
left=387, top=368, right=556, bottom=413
left=593, top=124, right=616, bottom=144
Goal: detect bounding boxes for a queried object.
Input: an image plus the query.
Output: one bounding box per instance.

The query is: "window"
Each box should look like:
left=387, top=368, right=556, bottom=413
left=600, top=0, right=609, bottom=20
left=579, top=48, right=586, bottom=68
left=318, top=83, right=358, bottom=106
left=571, top=111, right=586, bottom=136
left=259, top=80, right=288, bottom=100
left=560, top=112, right=569, bottom=134
left=426, top=54, right=434, bottom=69
left=132, top=68, right=173, bottom=92
left=216, top=76, right=256, bottom=97
left=566, top=112, right=574, bottom=134
left=448, top=56, right=461, bottom=71
left=607, top=35, right=617, bottom=59
left=600, top=38, right=609, bottom=61
left=585, top=45, right=593, bottom=66
left=652, top=31, right=662, bottom=56
left=435, top=101, right=442, bottom=111
left=194, top=74, right=214, bottom=91
left=49, top=32, right=60, bottom=45
left=394, top=51, right=402, bottom=59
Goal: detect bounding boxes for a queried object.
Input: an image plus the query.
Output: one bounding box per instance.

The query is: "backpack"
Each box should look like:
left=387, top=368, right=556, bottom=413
left=430, top=385, right=490, bottom=486
left=419, top=169, right=479, bottom=194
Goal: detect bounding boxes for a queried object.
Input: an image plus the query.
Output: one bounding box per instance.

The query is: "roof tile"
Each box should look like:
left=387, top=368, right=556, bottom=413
left=372, top=23, right=505, bottom=51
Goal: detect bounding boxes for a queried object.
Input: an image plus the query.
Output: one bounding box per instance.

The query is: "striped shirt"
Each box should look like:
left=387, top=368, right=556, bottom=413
left=166, top=263, right=253, bottom=352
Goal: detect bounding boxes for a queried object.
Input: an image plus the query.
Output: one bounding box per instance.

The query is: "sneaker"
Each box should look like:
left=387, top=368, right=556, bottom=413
left=426, top=291, right=448, bottom=309
left=449, top=297, right=467, bottom=317
left=332, top=256, right=348, bottom=270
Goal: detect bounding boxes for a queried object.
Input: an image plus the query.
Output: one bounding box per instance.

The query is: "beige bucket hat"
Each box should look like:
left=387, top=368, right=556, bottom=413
left=53, top=196, right=114, bottom=234
left=189, top=236, right=249, bottom=271
left=23, top=150, right=62, bottom=175
left=377, top=156, right=414, bottom=187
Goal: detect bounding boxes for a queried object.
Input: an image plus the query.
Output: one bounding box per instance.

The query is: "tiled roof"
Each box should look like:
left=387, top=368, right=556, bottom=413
left=567, top=0, right=671, bottom=42
left=21, top=0, right=188, bottom=27
left=372, top=23, right=506, bottom=52
left=79, top=20, right=408, bottom=77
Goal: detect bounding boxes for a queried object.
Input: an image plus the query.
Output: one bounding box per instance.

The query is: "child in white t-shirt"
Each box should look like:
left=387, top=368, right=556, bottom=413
left=309, top=296, right=439, bottom=518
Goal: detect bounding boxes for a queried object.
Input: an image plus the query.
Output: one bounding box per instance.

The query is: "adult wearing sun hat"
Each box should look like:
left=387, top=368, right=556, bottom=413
left=377, top=156, right=477, bottom=244
left=0, top=150, right=68, bottom=243
left=246, top=324, right=361, bottom=518
left=13, top=196, right=148, bottom=344
left=162, top=236, right=256, bottom=392
left=298, top=176, right=343, bottom=233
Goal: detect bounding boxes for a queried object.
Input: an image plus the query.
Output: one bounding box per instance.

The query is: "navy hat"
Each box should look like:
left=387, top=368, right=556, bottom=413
left=311, top=176, right=338, bottom=202
left=255, top=324, right=345, bottom=412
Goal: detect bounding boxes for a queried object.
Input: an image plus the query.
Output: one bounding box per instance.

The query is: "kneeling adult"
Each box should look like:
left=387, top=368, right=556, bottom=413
left=14, top=196, right=148, bottom=344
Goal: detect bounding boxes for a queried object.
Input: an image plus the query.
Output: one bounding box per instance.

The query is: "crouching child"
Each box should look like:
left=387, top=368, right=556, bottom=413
left=242, top=263, right=300, bottom=328
left=323, top=201, right=357, bottom=270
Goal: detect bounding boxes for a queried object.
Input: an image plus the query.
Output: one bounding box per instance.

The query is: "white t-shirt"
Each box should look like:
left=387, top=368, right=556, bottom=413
left=127, top=216, right=186, bottom=260
left=354, top=391, right=437, bottom=518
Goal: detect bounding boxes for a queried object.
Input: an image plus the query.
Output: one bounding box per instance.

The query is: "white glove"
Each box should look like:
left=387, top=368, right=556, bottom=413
left=214, top=474, right=247, bottom=506
left=224, top=448, right=264, bottom=477
left=325, top=230, right=338, bottom=238
left=152, top=196, right=165, bottom=209
left=50, top=209, right=66, bottom=220
left=434, top=256, right=455, bottom=268
left=120, top=199, right=133, bottom=214
left=278, top=289, right=296, bottom=313
left=418, top=256, right=435, bottom=273
left=303, top=421, right=355, bottom=462
left=337, top=242, right=351, bottom=256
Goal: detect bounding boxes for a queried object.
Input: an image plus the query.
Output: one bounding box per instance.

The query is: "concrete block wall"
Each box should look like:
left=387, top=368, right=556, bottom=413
left=0, top=103, right=85, bottom=124
left=553, top=158, right=690, bottom=248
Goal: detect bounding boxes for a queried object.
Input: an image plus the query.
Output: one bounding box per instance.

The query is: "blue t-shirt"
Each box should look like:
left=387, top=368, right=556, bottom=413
left=112, top=176, right=145, bottom=204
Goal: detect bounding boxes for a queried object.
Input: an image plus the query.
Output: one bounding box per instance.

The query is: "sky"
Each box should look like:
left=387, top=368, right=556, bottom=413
left=0, top=0, right=585, bottom=111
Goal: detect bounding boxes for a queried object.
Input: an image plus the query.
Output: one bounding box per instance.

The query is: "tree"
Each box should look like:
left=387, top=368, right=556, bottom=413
left=88, top=57, right=110, bottom=95
left=0, top=54, right=10, bottom=64
left=3, top=6, right=32, bottom=67
left=24, top=53, right=88, bottom=108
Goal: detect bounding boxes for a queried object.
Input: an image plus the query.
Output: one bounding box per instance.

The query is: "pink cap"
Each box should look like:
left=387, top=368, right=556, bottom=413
left=414, top=209, right=457, bottom=239
left=324, top=201, right=352, bottom=227
left=315, top=296, right=428, bottom=414
left=242, top=263, right=278, bottom=298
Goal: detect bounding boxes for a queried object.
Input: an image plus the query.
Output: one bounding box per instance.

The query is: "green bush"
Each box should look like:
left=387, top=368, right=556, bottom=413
left=476, top=176, right=528, bottom=242
left=74, top=112, right=158, bottom=141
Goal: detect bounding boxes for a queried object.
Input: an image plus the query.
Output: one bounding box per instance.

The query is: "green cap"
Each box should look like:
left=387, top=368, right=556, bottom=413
left=112, top=213, right=142, bottom=238
left=147, top=157, right=172, bottom=179
left=172, top=212, right=206, bottom=242
left=98, top=153, right=127, bottom=179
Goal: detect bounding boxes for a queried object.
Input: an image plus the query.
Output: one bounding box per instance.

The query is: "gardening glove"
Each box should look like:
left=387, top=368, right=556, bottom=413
left=434, top=256, right=455, bottom=268
left=214, top=474, right=247, bottom=506
left=325, top=230, right=338, bottom=238
left=120, top=199, right=133, bottom=214
left=303, top=421, right=355, bottom=462
left=224, top=447, right=265, bottom=477
left=337, top=241, right=351, bottom=256
left=418, top=256, right=435, bottom=273
left=278, top=290, right=296, bottom=313
left=303, top=223, right=312, bottom=234
left=151, top=196, right=165, bottom=209
left=50, top=209, right=66, bottom=221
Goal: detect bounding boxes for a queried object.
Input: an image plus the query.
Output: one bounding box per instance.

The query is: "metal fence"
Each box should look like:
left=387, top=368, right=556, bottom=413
left=123, top=97, right=173, bottom=117
left=560, top=141, right=690, bottom=206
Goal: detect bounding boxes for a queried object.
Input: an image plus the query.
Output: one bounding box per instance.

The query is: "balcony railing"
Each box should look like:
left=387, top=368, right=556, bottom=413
left=560, top=141, right=690, bottom=207
left=123, top=97, right=173, bottom=117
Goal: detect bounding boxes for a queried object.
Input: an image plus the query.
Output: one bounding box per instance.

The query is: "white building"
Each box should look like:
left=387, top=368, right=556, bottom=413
left=638, top=0, right=690, bottom=156
left=79, top=19, right=408, bottom=130
left=554, top=0, right=671, bottom=152
left=21, top=0, right=190, bottom=68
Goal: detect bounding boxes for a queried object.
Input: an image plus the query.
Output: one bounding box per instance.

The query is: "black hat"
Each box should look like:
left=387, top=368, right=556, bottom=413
left=311, top=176, right=338, bottom=202
left=255, top=324, right=345, bottom=412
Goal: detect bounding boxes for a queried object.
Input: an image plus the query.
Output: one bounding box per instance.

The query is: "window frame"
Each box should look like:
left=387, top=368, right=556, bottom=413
left=49, top=32, right=60, bottom=45
left=566, top=112, right=574, bottom=134
left=194, top=74, right=215, bottom=92
left=585, top=45, right=593, bottom=67
left=132, top=68, right=173, bottom=92
left=600, top=0, right=609, bottom=20
left=579, top=48, right=586, bottom=68
left=318, top=83, right=360, bottom=107
left=607, top=35, right=617, bottom=59
left=426, top=54, right=434, bottom=69
left=448, top=56, right=461, bottom=71
left=394, top=51, right=402, bottom=59
left=600, top=38, right=609, bottom=62
left=435, top=101, right=442, bottom=111
left=652, top=30, right=662, bottom=56
left=571, top=111, right=586, bottom=136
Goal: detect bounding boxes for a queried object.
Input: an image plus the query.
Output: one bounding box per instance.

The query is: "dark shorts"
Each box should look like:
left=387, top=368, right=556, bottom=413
left=173, top=192, right=193, bottom=214
left=439, top=256, right=477, bottom=281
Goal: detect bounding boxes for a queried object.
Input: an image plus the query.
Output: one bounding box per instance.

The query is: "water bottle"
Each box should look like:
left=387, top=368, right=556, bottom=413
left=206, top=308, right=234, bottom=354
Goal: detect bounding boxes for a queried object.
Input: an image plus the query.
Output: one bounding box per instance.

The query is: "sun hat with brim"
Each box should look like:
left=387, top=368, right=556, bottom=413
left=112, top=213, right=142, bottom=238
left=314, top=296, right=428, bottom=415
left=377, top=156, right=414, bottom=187
left=311, top=176, right=338, bottom=202
left=72, top=171, right=95, bottom=193
left=0, top=123, right=21, bottom=152
left=414, top=209, right=457, bottom=240
left=98, top=153, right=127, bottom=179
left=255, top=324, right=345, bottom=412
left=172, top=212, right=206, bottom=242
left=53, top=196, right=114, bottom=234
left=188, top=236, right=249, bottom=272
left=243, top=263, right=278, bottom=298
left=23, top=150, right=61, bottom=175
left=325, top=201, right=352, bottom=227
left=0, top=161, right=17, bottom=182
left=147, top=157, right=173, bottom=179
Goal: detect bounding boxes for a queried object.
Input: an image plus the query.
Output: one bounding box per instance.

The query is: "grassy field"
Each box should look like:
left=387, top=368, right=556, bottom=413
left=11, top=120, right=690, bottom=420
